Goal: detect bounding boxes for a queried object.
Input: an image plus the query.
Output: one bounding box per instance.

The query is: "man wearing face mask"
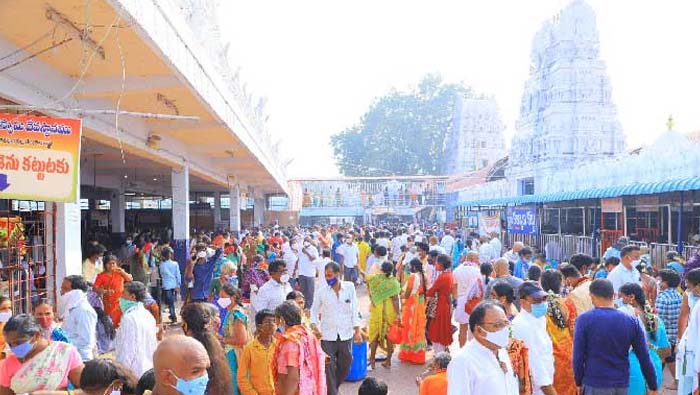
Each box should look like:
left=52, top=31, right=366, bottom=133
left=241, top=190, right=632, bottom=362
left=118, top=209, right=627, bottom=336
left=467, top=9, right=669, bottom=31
left=606, top=245, right=642, bottom=303
left=310, top=262, right=362, bottom=395
left=253, top=260, right=293, bottom=313
left=60, top=275, right=97, bottom=362
left=512, top=281, right=556, bottom=395
left=447, top=300, right=519, bottom=395
left=151, top=335, right=210, bottom=395
left=115, top=281, right=158, bottom=377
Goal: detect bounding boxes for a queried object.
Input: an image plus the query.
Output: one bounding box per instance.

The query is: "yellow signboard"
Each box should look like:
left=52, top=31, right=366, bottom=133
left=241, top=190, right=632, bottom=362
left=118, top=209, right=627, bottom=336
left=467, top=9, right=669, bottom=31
left=0, top=113, right=82, bottom=202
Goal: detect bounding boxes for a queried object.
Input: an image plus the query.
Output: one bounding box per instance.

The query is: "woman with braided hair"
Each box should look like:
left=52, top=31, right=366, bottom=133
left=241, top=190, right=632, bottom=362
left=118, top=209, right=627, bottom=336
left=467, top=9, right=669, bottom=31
left=618, top=282, right=670, bottom=395
left=181, top=302, right=234, bottom=395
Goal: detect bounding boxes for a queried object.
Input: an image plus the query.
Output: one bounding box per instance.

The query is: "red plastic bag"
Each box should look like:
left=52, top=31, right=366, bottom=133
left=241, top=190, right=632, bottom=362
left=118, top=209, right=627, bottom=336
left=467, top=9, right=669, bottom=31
left=387, top=321, right=402, bottom=344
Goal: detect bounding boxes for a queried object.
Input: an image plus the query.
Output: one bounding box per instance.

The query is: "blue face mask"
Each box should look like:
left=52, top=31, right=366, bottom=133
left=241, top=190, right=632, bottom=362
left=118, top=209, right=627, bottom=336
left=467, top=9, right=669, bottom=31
left=11, top=340, right=34, bottom=359
left=171, top=371, right=209, bottom=395
left=326, top=277, right=338, bottom=287
left=530, top=301, right=548, bottom=318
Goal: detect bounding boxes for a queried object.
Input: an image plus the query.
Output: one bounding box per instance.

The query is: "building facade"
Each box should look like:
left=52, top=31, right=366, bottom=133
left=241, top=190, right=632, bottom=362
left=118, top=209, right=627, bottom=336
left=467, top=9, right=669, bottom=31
left=444, top=95, right=506, bottom=175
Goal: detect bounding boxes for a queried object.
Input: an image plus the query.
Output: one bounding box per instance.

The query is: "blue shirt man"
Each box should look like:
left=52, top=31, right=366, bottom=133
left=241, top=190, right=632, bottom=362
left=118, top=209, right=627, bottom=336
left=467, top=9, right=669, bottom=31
left=160, top=258, right=182, bottom=291
left=190, top=248, right=223, bottom=301
left=573, top=278, right=657, bottom=393
left=513, top=247, right=533, bottom=280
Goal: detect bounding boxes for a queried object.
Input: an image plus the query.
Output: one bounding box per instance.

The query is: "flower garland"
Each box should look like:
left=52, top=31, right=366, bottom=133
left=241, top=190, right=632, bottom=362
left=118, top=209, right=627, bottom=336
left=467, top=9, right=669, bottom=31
left=546, top=292, right=567, bottom=329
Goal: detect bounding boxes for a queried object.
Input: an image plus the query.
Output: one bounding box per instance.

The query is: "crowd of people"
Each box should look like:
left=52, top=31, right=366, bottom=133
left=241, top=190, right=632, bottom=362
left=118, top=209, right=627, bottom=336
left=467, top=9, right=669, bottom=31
left=0, top=224, right=699, bottom=395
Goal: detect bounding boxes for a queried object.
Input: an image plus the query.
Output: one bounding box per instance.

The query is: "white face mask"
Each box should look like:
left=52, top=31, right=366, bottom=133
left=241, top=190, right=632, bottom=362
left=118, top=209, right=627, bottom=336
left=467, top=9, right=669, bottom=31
left=96, top=257, right=104, bottom=266
left=217, top=298, right=232, bottom=309
left=0, top=311, right=12, bottom=323
left=480, top=325, right=510, bottom=348
left=280, top=274, right=290, bottom=284
left=196, top=251, right=207, bottom=259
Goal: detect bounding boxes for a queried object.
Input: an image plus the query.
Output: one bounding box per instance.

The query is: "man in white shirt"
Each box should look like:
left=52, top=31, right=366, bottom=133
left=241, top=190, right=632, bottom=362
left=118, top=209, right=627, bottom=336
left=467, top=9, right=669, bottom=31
left=607, top=245, right=641, bottom=302
left=310, top=261, right=362, bottom=395
left=503, top=241, right=524, bottom=263
left=115, top=281, right=158, bottom=377
left=282, top=237, right=299, bottom=288
left=479, top=235, right=497, bottom=264
left=366, top=245, right=388, bottom=277
left=489, top=233, right=502, bottom=257
left=440, top=231, right=455, bottom=256
left=295, top=236, right=319, bottom=309
left=447, top=300, right=519, bottom=395
left=253, top=260, right=293, bottom=312
left=512, top=281, right=556, bottom=395
left=452, top=251, right=481, bottom=346
left=391, top=230, right=407, bottom=262
left=429, top=236, right=446, bottom=255
left=338, top=235, right=360, bottom=284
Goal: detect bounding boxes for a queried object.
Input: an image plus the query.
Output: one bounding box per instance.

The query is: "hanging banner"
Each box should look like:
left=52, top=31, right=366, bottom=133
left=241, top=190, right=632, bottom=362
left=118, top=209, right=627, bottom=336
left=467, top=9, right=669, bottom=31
left=0, top=113, right=82, bottom=202
left=507, top=206, right=538, bottom=234
left=635, top=196, right=659, bottom=212
left=601, top=198, right=623, bottom=213
left=478, top=212, right=501, bottom=235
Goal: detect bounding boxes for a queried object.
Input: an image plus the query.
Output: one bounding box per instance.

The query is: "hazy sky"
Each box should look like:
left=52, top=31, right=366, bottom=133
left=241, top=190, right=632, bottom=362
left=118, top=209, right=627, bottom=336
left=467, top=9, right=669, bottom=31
left=219, top=0, right=700, bottom=178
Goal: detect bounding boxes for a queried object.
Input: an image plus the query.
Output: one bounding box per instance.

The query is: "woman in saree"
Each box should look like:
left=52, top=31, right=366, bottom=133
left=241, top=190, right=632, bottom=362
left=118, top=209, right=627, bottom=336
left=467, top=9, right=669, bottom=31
left=94, top=255, right=133, bottom=328
left=0, top=314, right=83, bottom=395
left=398, top=258, right=427, bottom=364
left=426, top=254, right=454, bottom=354
left=540, top=270, right=577, bottom=395
left=618, top=283, right=670, bottom=395
left=220, top=284, right=249, bottom=395
left=367, top=261, right=402, bottom=369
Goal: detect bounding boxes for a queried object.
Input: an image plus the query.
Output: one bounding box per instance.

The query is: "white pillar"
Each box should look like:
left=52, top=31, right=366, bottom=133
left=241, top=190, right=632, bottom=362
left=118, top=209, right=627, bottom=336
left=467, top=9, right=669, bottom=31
left=229, top=184, right=241, bottom=234
left=46, top=202, right=83, bottom=301
left=213, top=191, right=222, bottom=229
left=254, top=194, right=265, bottom=227
left=110, top=189, right=126, bottom=235
left=172, top=165, right=190, bottom=240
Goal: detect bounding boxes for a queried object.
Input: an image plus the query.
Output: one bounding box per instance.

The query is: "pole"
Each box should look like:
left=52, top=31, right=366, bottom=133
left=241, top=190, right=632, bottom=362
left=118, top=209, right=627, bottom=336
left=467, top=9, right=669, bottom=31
left=677, top=192, right=684, bottom=254
left=592, top=203, right=599, bottom=257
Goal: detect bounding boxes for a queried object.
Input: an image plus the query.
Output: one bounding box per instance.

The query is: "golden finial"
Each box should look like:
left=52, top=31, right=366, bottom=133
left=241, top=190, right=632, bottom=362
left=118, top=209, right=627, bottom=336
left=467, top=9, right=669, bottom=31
left=667, top=114, right=675, bottom=131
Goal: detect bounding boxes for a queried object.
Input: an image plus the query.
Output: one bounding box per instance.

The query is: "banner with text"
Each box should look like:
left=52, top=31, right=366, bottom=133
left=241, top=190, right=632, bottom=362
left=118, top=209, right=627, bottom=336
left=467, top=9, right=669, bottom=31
left=478, top=212, right=501, bottom=236
left=506, top=206, right=538, bottom=234
left=0, top=113, right=82, bottom=202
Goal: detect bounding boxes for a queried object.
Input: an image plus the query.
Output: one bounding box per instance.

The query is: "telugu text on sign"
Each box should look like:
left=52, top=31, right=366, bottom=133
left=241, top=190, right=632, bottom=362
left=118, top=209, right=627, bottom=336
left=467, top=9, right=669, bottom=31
left=0, top=113, right=81, bottom=202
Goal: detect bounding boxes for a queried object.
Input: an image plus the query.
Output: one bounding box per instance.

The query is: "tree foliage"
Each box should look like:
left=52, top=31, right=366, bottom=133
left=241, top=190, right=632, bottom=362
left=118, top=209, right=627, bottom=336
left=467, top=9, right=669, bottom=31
left=331, top=74, right=472, bottom=176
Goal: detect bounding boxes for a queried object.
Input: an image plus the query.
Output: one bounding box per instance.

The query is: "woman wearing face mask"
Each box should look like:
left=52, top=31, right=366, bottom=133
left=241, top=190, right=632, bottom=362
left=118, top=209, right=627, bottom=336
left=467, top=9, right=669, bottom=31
left=180, top=302, right=234, bottom=395
left=33, top=301, right=69, bottom=343
left=80, top=359, right=139, bottom=395
left=219, top=285, right=248, bottom=395
left=618, top=282, right=670, bottom=395
left=540, top=270, right=577, bottom=395
left=0, top=314, right=84, bottom=394
left=426, top=254, right=454, bottom=354
left=398, top=258, right=428, bottom=364
left=94, top=255, right=133, bottom=328
left=0, top=296, right=13, bottom=359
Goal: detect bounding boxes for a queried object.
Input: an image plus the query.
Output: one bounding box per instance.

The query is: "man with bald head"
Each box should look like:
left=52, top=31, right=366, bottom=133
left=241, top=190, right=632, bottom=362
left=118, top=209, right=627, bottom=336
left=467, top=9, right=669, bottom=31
left=503, top=242, right=524, bottom=263
left=151, top=335, right=210, bottom=395
left=485, top=258, right=524, bottom=309
left=452, top=250, right=482, bottom=346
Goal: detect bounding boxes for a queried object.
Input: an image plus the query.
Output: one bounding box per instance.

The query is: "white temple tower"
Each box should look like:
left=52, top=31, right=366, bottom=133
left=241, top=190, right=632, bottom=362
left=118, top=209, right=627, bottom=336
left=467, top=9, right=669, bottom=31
left=444, top=95, right=506, bottom=175
left=507, top=0, right=625, bottom=194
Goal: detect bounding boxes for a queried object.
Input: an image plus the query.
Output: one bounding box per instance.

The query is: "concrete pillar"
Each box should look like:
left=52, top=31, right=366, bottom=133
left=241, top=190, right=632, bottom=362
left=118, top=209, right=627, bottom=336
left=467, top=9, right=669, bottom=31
left=229, top=184, right=241, bottom=235
left=172, top=165, right=190, bottom=296
left=46, top=202, right=83, bottom=302
left=213, top=191, right=222, bottom=229
left=254, top=193, right=265, bottom=227
left=110, top=189, right=126, bottom=239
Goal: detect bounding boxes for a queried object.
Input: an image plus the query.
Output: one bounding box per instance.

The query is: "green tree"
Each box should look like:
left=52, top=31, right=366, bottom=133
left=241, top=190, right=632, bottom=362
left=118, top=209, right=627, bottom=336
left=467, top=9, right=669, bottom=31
left=331, top=74, right=472, bottom=176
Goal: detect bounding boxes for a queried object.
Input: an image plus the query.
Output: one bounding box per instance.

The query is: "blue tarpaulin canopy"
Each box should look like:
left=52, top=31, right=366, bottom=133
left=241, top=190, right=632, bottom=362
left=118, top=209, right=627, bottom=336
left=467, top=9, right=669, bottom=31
left=451, top=177, right=700, bottom=207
